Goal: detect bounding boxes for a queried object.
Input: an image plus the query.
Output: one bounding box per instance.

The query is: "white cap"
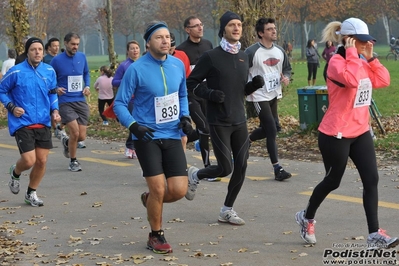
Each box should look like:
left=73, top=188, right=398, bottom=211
left=338, top=18, right=376, bottom=42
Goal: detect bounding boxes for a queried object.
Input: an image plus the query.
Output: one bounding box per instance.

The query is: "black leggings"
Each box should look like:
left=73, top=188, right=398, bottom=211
left=197, top=123, right=249, bottom=207
left=307, top=62, right=318, bottom=81
left=98, top=98, right=114, bottom=121
left=188, top=90, right=210, bottom=167
left=125, top=100, right=135, bottom=150
left=323, top=63, right=328, bottom=82
left=305, top=132, right=379, bottom=233
left=249, top=99, right=279, bottom=164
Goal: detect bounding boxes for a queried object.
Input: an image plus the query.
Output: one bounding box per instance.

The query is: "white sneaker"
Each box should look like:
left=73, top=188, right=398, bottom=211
left=185, top=166, right=199, bottom=200
left=69, top=160, right=82, bottom=172
left=367, top=229, right=399, bottom=249
left=295, top=210, right=316, bottom=244
left=54, top=124, right=64, bottom=140
left=218, top=208, right=245, bottom=225
left=124, top=148, right=133, bottom=159
left=8, top=164, right=20, bottom=194
left=25, top=191, right=44, bottom=207
left=61, top=133, right=70, bottom=158
left=77, top=141, right=86, bottom=149
left=206, top=177, right=221, bottom=182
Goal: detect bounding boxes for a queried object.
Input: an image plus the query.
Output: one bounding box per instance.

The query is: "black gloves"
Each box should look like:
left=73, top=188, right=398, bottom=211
left=252, top=75, right=265, bottom=88
left=129, top=122, right=155, bottom=143
left=245, top=75, right=265, bottom=96
left=178, top=116, right=193, bottom=135
left=209, top=89, right=225, bottom=103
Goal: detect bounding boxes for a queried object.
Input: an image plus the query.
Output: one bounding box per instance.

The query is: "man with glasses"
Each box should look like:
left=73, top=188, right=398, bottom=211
left=177, top=16, right=216, bottom=181
left=245, top=18, right=292, bottom=181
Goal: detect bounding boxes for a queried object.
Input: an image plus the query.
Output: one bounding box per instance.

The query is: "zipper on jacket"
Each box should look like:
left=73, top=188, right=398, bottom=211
left=160, top=65, right=168, bottom=95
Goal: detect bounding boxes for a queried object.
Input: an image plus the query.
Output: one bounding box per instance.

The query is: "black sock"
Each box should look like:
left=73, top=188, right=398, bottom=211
left=27, top=187, right=36, bottom=195
left=273, top=164, right=281, bottom=172
left=71, top=158, right=77, bottom=162
left=151, top=230, right=163, bottom=236
left=12, top=170, right=21, bottom=179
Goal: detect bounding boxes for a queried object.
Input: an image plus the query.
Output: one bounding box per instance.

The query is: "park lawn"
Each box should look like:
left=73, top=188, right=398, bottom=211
left=84, top=44, right=399, bottom=152
left=87, top=45, right=398, bottom=118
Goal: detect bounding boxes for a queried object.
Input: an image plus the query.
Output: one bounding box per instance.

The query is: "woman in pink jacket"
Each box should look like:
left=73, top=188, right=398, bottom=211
left=94, top=66, right=114, bottom=126
left=295, top=18, right=398, bottom=249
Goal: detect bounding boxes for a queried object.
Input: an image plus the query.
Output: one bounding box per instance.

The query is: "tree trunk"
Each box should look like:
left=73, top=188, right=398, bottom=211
left=382, top=15, right=390, bottom=45
left=106, top=0, right=117, bottom=69
left=230, top=0, right=286, bottom=118
left=8, top=0, right=30, bottom=56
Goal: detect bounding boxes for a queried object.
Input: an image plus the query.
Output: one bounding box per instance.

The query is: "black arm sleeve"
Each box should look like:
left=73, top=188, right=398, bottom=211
left=186, top=52, right=213, bottom=100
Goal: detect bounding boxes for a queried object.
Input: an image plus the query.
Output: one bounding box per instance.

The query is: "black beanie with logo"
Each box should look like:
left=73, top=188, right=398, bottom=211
left=24, top=37, right=44, bottom=54
left=218, top=11, right=241, bottom=38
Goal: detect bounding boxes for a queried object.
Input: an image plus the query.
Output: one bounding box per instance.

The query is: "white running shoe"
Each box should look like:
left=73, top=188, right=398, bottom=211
left=54, top=124, right=63, bottom=140
left=69, top=160, right=82, bottom=172
left=8, top=164, right=20, bottom=194
left=295, top=210, right=316, bottom=244
left=124, top=148, right=133, bottom=159
left=25, top=191, right=44, bottom=207
left=218, top=208, right=245, bottom=225
left=367, top=229, right=399, bottom=249
left=77, top=141, right=86, bottom=149
left=61, top=133, right=70, bottom=158
left=185, top=166, right=199, bottom=200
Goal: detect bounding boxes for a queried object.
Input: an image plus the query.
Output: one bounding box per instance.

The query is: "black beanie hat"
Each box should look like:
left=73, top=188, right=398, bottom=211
left=218, top=11, right=241, bottom=38
left=24, top=37, right=44, bottom=54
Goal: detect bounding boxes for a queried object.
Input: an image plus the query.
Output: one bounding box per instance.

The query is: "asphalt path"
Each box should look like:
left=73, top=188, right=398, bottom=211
left=0, top=128, right=398, bottom=266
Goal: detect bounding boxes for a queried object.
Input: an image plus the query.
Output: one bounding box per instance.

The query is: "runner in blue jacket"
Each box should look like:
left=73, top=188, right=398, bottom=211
left=0, top=37, right=60, bottom=207
left=113, top=21, right=192, bottom=254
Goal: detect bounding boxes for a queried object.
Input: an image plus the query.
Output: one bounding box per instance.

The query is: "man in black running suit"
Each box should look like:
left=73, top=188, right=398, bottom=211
left=177, top=16, right=214, bottom=178
left=185, top=11, right=264, bottom=225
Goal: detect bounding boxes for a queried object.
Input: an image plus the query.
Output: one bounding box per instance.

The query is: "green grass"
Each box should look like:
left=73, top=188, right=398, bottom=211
left=2, top=46, right=398, bottom=149
left=280, top=45, right=399, bottom=118
left=85, top=46, right=398, bottom=138
left=277, top=45, right=399, bottom=151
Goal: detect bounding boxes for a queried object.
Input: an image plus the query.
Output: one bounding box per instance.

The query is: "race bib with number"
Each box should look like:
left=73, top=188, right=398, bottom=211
left=154, top=92, right=180, bottom=124
left=353, top=78, right=372, bottom=108
left=67, top=75, right=83, bottom=92
left=263, top=71, right=280, bottom=92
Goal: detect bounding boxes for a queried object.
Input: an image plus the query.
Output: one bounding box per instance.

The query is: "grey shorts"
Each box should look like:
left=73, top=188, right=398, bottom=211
left=15, top=127, right=53, bottom=154
left=134, top=139, right=188, bottom=178
left=59, top=101, right=90, bottom=125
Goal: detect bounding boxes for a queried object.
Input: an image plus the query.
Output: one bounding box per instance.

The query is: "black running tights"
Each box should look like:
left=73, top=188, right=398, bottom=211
left=197, top=123, right=249, bottom=207
left=249, top=99, right=279, bottom=164
left=305, top=132, right=379, bottom=233
left=188, top=93, right=210, bottom=167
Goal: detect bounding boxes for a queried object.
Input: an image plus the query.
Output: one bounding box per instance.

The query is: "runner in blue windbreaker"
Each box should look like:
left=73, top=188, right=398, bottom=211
left=113, top=21, right=192, bottom=255
left=0, top=37, right=60, bottom=207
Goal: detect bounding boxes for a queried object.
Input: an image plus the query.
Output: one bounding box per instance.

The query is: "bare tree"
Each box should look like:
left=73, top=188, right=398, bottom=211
left=26, top=0, right=50, bottom=40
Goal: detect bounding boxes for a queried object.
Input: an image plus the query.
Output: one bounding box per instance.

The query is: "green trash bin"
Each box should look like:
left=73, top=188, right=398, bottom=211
left=315, top=86, right=329, bottom=123
left=297, top=88, right=317, bottom=129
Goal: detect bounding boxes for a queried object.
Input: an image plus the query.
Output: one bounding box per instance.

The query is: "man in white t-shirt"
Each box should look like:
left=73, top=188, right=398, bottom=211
left=245, top=17, right=292, bottom=181
left=1, top=49, right=16, bottom=78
